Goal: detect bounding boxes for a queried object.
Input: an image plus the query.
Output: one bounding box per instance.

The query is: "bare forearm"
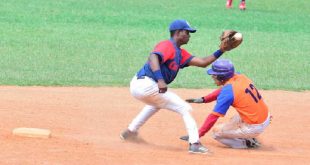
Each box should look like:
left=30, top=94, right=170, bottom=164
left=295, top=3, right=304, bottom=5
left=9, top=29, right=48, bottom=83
left=148, top=54, right=167, bottom=93
left=197, top=55, right=217, bottom=67
left=149, top=54, right=161, bottom=71
left=189, top=50, right=223, bottom=68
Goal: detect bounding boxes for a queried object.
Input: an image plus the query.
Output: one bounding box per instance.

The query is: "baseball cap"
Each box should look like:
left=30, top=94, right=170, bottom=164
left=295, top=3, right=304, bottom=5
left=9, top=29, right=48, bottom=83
left=169, top=19, right=196, bottom=33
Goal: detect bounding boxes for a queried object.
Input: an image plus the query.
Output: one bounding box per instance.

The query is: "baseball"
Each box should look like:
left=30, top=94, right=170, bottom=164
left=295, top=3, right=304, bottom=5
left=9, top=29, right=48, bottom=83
left=233, top=32, right=243, bottom=40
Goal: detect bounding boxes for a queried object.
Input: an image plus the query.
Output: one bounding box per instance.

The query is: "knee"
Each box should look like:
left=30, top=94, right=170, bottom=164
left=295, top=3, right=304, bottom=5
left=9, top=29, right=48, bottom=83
left=183, top=103, right=193, bottom=111
left=212, top=124, right=222, bottom=133
left=212, top=125, right=223, bottom=139
left=178, top=103, right=193, bottom=115
left=212, top=131, right=219, bottom=139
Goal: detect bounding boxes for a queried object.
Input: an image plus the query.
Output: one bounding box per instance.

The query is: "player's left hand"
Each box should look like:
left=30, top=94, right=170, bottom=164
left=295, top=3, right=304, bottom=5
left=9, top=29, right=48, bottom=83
left=219, top=30, right=243, bottom=52
left=158, top=79, right=167, bottom=93
left=186, top=98, right=204, bottom=103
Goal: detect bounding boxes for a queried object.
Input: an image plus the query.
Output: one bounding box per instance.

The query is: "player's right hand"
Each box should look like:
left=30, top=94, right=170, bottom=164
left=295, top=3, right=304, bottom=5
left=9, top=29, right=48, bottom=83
left=158, top=79, right=167, bottom=93
left=185, top=98, right=204, bottom=103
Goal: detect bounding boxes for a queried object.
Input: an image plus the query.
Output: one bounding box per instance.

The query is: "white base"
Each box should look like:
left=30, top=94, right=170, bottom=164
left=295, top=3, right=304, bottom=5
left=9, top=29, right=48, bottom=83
left=13, top=127, right=51, bottom=138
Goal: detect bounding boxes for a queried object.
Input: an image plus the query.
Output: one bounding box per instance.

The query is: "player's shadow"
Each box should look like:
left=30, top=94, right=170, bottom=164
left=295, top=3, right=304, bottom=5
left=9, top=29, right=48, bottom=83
left=122, top=136, right=183, bottom=152
left=122, top=136, right=148, bottom=144
left=215, top=143, right=276, bottom=152
left=254, top=145, right=276, bottom=152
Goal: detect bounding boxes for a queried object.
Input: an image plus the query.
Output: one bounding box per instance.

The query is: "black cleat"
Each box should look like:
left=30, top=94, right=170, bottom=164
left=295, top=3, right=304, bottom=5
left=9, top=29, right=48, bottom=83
left=245, top=138, right=261, bottom=148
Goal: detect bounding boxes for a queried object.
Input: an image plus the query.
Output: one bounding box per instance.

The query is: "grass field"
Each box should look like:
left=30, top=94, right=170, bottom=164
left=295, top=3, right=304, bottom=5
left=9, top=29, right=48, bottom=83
left=0, top=0, right=309, bottom=90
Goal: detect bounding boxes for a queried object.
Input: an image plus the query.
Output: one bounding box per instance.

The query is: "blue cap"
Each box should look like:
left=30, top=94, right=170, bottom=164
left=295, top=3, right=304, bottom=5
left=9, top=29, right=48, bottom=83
left=207, top=59, right=235, bottom=80
left=169, top=19, right=196, bottom=33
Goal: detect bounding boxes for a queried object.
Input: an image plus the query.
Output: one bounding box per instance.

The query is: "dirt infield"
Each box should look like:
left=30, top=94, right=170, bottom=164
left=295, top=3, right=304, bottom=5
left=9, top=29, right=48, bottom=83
left=0, top=86, right=309, bottom=164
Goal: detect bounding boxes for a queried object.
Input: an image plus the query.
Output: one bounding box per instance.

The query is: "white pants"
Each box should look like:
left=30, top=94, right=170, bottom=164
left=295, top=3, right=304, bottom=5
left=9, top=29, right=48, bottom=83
left=212, top=113, right=271, bottom=149
left=128, top=75, right=200, bottom=144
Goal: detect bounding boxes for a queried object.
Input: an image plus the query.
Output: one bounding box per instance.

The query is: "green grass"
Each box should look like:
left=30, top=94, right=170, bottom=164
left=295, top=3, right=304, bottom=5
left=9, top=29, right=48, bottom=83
left=0, top=0, right=309, bottom=90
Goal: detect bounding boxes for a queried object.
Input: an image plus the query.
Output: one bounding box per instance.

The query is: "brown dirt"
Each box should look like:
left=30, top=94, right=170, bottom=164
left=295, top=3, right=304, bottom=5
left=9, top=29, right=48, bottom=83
left=0, top=86, right=309, bottom=165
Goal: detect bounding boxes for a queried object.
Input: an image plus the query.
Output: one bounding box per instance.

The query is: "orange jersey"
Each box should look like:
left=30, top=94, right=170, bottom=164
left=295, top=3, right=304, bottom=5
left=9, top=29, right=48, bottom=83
left=212, top=74, right=268, bottom=124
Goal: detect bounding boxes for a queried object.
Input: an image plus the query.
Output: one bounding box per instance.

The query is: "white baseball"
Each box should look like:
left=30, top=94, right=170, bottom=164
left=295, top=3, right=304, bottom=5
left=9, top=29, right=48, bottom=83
left=233, top=32, right=243, bottom=40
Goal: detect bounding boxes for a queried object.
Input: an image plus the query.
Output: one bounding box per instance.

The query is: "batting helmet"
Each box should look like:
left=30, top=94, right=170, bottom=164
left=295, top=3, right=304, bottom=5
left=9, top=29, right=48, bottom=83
left=207, top=59, right=235, bottom=81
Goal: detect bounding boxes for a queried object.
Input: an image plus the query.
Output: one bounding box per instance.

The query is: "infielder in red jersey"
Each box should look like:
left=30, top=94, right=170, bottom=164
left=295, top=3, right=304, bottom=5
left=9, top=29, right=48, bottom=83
left=181, top=59, right=271, bottom=149
left=119, top=19, right=238, bottom=154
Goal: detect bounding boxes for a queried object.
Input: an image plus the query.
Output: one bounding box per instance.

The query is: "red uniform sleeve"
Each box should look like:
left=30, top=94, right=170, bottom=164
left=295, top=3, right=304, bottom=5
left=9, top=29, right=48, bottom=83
left=180, top=49, right=194, bottom=68
left=151, top=40, right=175, bottom=64
left=198, top=113, right=220, bottom=138
left=203, top=88, right=222, bottom=103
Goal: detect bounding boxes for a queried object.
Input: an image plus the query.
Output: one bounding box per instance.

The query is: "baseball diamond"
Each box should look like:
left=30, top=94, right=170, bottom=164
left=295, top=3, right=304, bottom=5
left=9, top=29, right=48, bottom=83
left=0, top=0, right=309, bottom=164
left=0, top=87, right=309, bottom=164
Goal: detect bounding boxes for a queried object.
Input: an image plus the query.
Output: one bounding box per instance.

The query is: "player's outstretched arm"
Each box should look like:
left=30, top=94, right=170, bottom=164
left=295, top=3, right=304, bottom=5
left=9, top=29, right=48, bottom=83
left=186, top=88, right=222, bottom=104
left=186, top=98, right=204, bottom=103
left=188, top=50, right=223, bottom=68
left=189, top=30, right=243, bottom=68
left=203, top=88, right=222, bottom=103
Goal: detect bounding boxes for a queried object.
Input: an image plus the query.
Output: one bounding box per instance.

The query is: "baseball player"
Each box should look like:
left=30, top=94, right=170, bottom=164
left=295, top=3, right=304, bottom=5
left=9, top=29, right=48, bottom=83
left=180, top=59, right=271, bottom=148
left=226, top=0, right=246, bottom=10
left=120, top=19, right=240, bottom=154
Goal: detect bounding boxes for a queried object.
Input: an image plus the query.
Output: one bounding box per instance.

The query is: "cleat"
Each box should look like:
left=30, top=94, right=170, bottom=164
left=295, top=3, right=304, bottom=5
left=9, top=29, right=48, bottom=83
left=239, top=1, right=246, bottom=10
left=245, top=138, right=260, bottom=148
left=120, top=129, right=138, bottom=140
left=180, top=135, right=189, bottom=141
left=226, top=0, right=233, bottom=8
left=189, top=143, right=209, bottom=154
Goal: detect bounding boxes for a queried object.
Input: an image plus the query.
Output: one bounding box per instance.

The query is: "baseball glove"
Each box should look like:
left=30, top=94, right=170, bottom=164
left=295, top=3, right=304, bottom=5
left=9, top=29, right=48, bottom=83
left=219, top=30, right=243, bottom=52
left=185, top=98, right=204, bottom=103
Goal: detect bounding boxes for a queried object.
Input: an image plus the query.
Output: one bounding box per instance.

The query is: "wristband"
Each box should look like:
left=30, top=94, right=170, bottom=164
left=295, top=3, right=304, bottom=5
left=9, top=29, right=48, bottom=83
left=153, top=70, right=163, bottom=80
left=213, top=49, right=223, bottom=58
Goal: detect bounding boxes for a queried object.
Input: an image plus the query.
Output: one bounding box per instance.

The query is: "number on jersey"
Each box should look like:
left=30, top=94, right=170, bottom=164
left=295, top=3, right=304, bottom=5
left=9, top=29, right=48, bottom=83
left=245, top=84, right=262, bottom=103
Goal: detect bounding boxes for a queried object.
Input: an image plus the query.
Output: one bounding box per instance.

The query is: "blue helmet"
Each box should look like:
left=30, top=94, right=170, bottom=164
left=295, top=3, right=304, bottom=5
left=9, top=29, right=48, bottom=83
left=207, top=59, right=235, bottom=81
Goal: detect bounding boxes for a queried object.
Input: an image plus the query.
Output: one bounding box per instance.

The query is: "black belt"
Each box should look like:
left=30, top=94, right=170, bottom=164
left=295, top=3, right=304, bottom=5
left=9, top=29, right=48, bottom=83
left=137, top=76, right=145, bottom=79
